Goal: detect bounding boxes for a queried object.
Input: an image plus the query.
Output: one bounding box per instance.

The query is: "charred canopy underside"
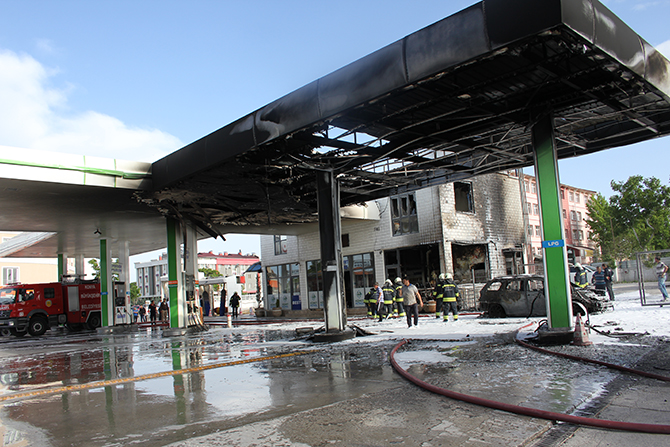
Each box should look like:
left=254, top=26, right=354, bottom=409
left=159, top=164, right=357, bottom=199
left=141, top=0, right=670, bottom=237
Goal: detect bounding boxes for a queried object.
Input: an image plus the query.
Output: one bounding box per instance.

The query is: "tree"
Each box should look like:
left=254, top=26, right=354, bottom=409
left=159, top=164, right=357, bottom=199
left=199, top=267, right=222, bottom=291
left=586, top=175, right=670, bottom=263
left=88, top=259, right=121, bottom=281
left=130, top=282, right=141, bottom=302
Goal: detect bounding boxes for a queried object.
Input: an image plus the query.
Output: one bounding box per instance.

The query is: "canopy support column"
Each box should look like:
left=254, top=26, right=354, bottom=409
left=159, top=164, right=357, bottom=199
left=532, top=113, right=573, bottom=339
left=316, top=170, right=348, bottom=335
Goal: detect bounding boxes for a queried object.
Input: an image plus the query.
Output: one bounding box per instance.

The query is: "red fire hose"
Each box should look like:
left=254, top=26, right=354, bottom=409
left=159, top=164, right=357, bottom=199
left=390, top=338, right=670, bottom=434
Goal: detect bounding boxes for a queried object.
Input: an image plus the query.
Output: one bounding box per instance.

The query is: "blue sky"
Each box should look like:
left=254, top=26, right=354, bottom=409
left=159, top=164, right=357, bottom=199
left=1, top=0, right=669, bottom=267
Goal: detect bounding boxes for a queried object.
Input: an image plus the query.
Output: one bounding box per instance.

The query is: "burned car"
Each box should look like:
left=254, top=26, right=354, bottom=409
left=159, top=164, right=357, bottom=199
left=479, top=274, right=611, bottom=318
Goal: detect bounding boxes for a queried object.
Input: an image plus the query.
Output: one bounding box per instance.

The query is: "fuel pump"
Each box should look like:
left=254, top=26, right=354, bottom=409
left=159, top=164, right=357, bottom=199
left=113, top=282, right=130, bottom=324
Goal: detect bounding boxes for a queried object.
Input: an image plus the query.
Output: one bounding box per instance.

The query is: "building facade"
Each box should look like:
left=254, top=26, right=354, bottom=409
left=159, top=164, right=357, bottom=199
left=260, top=171, right=527, bottom=314
left=0, top=232, right=58, bottom=285
left=521, top=174, right=597, bottom=265
left=135, top=251, right=260, bottom=304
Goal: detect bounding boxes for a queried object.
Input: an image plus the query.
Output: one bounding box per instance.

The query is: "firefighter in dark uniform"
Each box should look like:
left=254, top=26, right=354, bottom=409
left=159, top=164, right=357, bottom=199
left=432, top=273, right=446, bottom=319
left=574, top=263, right=588, bottom=288
left=364, top=286, right=376, bottom=318
left=394, top=277, right=405, bottom=318
left=380, top=279, right=395, bottom=321
left=442, top=273, right=460, bottom=322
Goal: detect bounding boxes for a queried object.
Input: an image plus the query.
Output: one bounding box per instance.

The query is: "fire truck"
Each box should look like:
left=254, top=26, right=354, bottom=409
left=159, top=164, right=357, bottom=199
left=0, top=279, right=102, bottom=337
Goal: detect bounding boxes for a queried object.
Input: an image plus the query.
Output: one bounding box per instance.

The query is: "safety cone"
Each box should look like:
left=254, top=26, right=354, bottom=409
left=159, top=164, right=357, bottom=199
left=572, top=313, right=593, bottom=346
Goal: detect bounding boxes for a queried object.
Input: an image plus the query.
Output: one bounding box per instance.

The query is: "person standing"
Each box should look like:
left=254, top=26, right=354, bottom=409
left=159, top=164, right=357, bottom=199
left=591, top=266, right=606, bottom=294
left=230, top=292, right=241, bottom=317
left=159, top=299, right=169, bottom=322
left=202, top=289, right=211, bottom=316
left=655, top=256, right=669, bottom=301
left=149, top=301, right=158, bottom=323
left=574, top=263, right=588, bottom=288
left=401, top=277, right=423, bottom=328
left=380, top=280, right=395, bottom=322
left=603, top=263, right=615, bottom=301
left=139, top=305, right=147, bottom=322
left=394, top=277, right=405, bottom=318
left=441, top=273, right=460, bottom=322
left=432, top=274, right=446, bottom=319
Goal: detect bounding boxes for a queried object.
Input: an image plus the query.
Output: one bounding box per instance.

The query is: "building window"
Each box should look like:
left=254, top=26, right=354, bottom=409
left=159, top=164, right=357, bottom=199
left=525, top=202, right=531, bottom=214
left=571, top=210, right=577, bottom=221
left=535, top=225, right=541, bottom=236
left=572, top=230, right=579, bottom=240
left=266, top=262, right=300, bottom=310
left=2, top=267, right=19, bottom=285
left=530, top=182, right=537, bottom=194
left=562, top=209, right=567, bottom=219
left=527, top=226, right=533, bottom=236
left=524, top=181, right=529, bottom=192
left=454, top=182, right=474, bottom=213
left=578, top=230, right=584, bottom=241
left=391, top=193, right=418, bottom=235
left=569, top=191, right=574, bottom=201
left=342, top=234, right=350, bottom=248
left=560, top=189, right=565, bottom=199
left=274, top=235, right=288, bottom=255
left=576, top=193, right=580, bottom=203
left=532, top=204, right=539, bottom=215
left=577, top=211, right=582, bottom=221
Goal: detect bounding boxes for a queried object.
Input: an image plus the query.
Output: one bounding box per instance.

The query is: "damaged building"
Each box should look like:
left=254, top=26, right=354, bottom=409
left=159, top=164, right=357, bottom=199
left=260, top=170, right=525, bottom=316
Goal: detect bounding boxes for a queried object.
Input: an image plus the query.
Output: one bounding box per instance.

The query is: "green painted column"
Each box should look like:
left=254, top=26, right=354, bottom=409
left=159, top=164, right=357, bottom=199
left=57, top=253, right=66, bottom=282
left=100, top=239, right=110, bottom=327
left=166, top=218, right=181, bottom=329
left=532, top=114, right=572, bottom=330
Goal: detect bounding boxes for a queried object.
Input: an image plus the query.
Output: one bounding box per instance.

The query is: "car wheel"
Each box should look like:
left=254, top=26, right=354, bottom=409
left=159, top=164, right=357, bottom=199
left=10, top=328, right=27, bottom=337
left=488, top=303, right=506, bottom=318
left=28, top=316, right=48, bottom=337
left=67, top=323, right=83, bottom=332
left=572, top=301, right=588, bottom=318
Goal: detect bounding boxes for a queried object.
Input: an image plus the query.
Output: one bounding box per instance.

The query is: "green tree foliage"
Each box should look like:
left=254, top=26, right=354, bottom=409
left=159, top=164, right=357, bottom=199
left=198, top=267, right=222, bottom=277
left=87, top=258, right=121, bottom=281
left=586, top=176, right=670, bottom=263
left=130, top=282, right=141, bottom=301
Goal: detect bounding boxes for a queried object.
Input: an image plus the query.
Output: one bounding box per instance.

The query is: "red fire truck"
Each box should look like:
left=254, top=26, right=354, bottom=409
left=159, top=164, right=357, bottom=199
left=0, top=280, right=102, bottom=337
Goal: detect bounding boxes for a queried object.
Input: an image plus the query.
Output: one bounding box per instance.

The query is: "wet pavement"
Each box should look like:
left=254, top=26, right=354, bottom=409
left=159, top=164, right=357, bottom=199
left=0, top=292, right=668, bottom=447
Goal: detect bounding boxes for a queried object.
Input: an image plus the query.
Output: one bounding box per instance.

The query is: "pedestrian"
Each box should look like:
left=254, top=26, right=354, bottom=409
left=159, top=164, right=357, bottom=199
left=655, top=256, right=669, bottom=301
left=149, top=300, right=158, bottom=323
left=394, top=277, right=406, bottom=318
left=203, top=289, right=210, bottom=316
left=401, top=277, right=423, bottom=328
left=441, top=273, right=460, bottom=322
left=432, top=274, right=446, bottom=319
left=230, top=292, right=241, bottom=317
left=603, top=263, right=615, bottom=301
left=380, top=280, right=394, bottom=322
left=132, top=306, right=139, bottom=323
left=371, top=282, right=383, bottom=320
left=591, top=265, right=606, bottom=295
left=220, top=292, right=226, bottom=316
left=574, top=263, right=588, bottom=288
left=139, top=305, right=147, bottom=322
left=159, top=299, right=169, bottom=322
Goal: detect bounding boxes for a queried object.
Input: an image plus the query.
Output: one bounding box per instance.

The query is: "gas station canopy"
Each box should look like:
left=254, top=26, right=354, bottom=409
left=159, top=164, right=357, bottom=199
left=1, top=0, right=669, bottom=258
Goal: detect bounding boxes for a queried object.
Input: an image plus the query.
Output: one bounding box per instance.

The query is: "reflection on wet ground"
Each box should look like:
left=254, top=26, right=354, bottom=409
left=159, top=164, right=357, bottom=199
left=0, top=325, right=654, bottom=446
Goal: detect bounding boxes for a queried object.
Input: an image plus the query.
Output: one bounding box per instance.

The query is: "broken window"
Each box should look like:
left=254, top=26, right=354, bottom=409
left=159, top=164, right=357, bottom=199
left=454, top=182, right=474, bottom=213
left=391, top=193, right=418, bottom=236
left=274, top=235, right=288, bottom=255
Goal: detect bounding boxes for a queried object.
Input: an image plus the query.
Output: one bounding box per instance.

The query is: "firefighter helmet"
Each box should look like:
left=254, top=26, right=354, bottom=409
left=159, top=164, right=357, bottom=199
left=395, top=277, right=402, bottom=284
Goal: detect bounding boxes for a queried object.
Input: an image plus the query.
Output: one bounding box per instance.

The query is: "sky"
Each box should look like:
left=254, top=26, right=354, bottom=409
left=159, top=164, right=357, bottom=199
left=1, top=0, right=669, bottom=271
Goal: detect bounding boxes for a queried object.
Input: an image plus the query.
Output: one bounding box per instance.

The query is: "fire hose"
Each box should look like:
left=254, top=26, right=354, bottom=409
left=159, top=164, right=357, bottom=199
left=390, top=336, right=670, bottom=434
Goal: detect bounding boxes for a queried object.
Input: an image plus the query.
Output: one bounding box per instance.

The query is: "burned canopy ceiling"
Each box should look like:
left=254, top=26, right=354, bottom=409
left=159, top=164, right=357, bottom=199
left=143, top=0, right=670, bottom=236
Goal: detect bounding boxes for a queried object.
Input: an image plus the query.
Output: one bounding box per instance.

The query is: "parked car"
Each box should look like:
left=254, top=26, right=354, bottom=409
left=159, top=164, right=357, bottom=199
left=479, top=274, right=611, bottom=318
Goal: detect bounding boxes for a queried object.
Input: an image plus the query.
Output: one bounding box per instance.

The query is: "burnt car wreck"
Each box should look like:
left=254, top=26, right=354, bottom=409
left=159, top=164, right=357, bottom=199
left=479, top=274, right=611, bottom=318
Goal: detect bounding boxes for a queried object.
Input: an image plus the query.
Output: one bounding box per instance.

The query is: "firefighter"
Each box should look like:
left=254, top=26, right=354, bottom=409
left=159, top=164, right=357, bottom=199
left=442, top=273, right=460, bottom=322
left=394, top=277, right=406, bottom=318
left=364, top=286, right=376, bottom=318
left=574, top=263, right=588, bottom=288
left=380, top=279, right=395, bottom=321
left=432, top=273, right=446, bottom=319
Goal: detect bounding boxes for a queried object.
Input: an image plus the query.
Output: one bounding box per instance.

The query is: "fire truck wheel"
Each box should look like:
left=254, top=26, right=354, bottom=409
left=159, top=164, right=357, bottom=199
left=67, top=323, right=83, bottom=332
left=87, top=314, right=101, bottom=330
left=10, top=328, right=27, bottom=337
left=28, top=316, right=48, bottom=337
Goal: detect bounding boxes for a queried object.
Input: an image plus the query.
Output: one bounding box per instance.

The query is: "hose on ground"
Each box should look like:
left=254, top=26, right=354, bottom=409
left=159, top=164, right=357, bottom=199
left=390, top=339, right=670, bottom=434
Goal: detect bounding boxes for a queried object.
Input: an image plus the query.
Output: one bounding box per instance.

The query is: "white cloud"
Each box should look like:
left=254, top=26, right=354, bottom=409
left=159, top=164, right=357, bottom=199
left=0, top=49, right=181, bottom=162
